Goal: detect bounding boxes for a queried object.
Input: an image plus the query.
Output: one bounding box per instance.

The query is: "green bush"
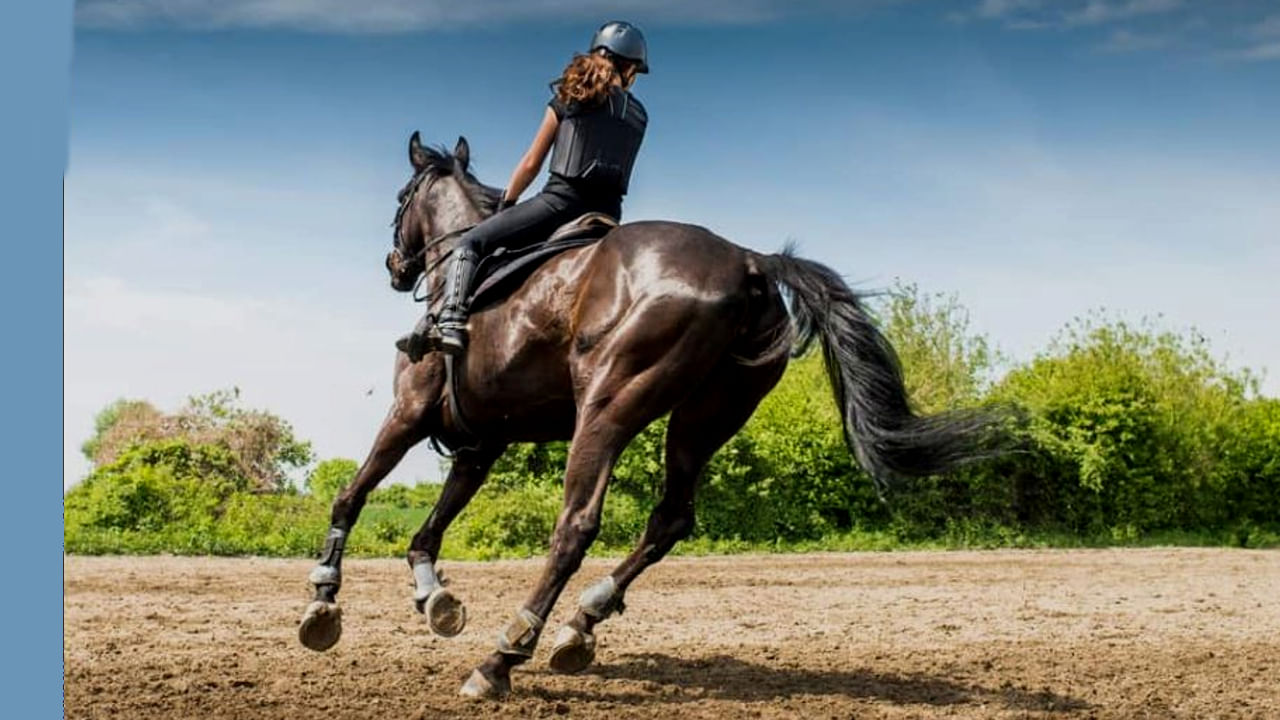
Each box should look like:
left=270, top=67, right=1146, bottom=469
left=80, top=399, right=159, bottom=462
left=452, top=485, right=561, bottom=559
left=80, top=388, right=313, bottom=493
left=718, top=367, right=869, bottom=542
left=65, top=436, right=329, bottom=556
left=882, top=280, right=998, bottom=413
left=989, top=315, right=1272, bottom=534
left=368, top=482, right=443, bottom=509
left=66, top=439, right=248, bottom=535
left=489, top=442, right=567, bottom=491
left=214, top=493, right=330, bottom=556
left=306, top=458, right=359, bottom=504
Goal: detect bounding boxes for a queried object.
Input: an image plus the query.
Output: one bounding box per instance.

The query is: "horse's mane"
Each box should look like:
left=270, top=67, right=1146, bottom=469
left=396, top=143, right=502, bottom=218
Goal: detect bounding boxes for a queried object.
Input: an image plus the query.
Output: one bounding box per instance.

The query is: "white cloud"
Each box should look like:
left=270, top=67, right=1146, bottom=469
left=974, top=0, right=1045, bottom=19
left=1213, top=14, right=1280, bottom=63
left=1005, top=17, right=1053, bottom=29
left=1062, top=0, right=1181, bottom=28
left=75, top=0, right=903, bottom=32
left=1246, top=14, right=1280, bottom=38
left=70, top=276, right=254, bottom=332
left=1234, top=41, right=1280, bottom=61
left=959, top=0, right=1280, bottom=60
left=965, top=0, right=1183, bottom=30
left=1095, top=27, right=1173, bottom=53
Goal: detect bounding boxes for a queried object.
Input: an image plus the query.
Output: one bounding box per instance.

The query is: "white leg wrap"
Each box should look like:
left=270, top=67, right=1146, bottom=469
left=412, top=561, right=442, bottom=603
left=309, top=527, right=348, bottom=587
left=579, top=576, right=620, bottom=619
left=308, top=565, right=341, bottom=586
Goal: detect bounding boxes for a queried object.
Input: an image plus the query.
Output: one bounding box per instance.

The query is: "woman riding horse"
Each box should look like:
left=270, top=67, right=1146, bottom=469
left=396, top=20, right=650, bottom=359
left=302, top=18, right=1006, bottom=702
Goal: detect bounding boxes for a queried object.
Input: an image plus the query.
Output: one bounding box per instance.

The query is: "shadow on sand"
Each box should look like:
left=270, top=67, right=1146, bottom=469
left=527, top=652, right=1091, bottom=713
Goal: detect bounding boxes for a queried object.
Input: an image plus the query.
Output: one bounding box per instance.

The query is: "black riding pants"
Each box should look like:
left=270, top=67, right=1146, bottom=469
left=461, top=181, right=621, bottom=258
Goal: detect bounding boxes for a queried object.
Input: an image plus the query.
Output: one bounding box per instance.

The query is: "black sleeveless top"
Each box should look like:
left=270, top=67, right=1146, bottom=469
left=546, top=86, right=648, bottom=197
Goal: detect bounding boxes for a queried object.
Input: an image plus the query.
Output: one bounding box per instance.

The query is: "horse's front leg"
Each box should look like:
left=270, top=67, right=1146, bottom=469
left=406, top=445, right=504, bottom=637
left=299, top=359, right=444, bottom=651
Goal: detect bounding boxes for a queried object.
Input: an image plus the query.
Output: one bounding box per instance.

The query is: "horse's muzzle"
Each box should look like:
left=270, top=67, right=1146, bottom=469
left=387, top=250, right=417, bottom=292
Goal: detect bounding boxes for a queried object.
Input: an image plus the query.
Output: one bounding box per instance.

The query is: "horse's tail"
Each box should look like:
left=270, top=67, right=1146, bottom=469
left=755, top=245, right=1003, bottom=494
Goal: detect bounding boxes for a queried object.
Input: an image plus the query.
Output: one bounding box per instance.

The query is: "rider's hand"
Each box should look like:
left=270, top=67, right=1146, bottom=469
left=497, top=193, right=517, bottom=211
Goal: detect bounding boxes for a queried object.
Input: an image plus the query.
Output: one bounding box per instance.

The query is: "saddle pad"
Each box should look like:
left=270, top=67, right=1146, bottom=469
left=468, top=235, right=601, bottom=311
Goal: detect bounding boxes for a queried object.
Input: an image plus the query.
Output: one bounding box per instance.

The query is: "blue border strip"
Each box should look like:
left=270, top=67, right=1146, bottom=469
left=0, top=0, right=73, bottom=715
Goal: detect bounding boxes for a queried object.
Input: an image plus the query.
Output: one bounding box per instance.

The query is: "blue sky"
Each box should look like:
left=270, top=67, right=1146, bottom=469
left=65, top=0, right=1280, bottom=488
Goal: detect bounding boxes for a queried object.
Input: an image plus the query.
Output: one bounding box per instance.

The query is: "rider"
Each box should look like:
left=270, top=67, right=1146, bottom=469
left=396, top=21, right=650, bottom=359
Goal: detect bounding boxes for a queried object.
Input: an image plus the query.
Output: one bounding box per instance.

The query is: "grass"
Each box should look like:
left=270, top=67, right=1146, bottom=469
left=65, top=497, right=1280, bottom=559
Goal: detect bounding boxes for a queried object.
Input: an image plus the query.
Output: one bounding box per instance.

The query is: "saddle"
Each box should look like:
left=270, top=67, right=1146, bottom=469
left=468, top=212, right=619, bottom=311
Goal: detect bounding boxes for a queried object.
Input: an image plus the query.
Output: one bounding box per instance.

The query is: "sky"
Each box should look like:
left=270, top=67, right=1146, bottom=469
left=65, top=0, right=1280, bottom=489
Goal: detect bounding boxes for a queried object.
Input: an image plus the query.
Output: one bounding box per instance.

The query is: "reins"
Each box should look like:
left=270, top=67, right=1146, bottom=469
left=411, top=226, right=476, bottom=304
left=393, top=167, right=486, bottom=459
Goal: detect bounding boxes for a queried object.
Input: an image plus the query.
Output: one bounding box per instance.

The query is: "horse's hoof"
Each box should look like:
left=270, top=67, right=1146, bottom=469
left=299, top=600, right=342, bottom=652
left=415, top=587, right=467, bottom=637
left=548, top=625, right=596, bottom=674
left=459, top=668, right=509, bottom=699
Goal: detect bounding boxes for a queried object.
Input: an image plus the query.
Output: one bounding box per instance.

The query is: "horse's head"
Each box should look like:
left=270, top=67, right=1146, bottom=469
left=386, top=131, right=499, bottom=292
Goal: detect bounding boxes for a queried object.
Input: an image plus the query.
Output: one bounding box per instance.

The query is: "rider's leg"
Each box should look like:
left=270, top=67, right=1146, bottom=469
left=434, top=244, right=480, bottom=355
left=435, top=193, right=581, bottom=354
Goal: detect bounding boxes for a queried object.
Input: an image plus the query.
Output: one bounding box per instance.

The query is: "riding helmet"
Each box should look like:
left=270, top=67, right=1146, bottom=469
left=590, top=21, right=649, bottom=73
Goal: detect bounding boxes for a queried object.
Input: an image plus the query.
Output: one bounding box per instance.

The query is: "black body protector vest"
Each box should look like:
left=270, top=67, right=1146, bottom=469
left=548, top=89, right=647, bottom=195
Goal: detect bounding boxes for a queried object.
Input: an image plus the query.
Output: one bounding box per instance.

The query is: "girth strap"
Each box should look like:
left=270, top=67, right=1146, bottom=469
left=428, top=354, right=483, bottom=458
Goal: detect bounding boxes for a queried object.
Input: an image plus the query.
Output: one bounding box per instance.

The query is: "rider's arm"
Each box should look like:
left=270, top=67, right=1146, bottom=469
left=500, top=107, right=559, bottom=205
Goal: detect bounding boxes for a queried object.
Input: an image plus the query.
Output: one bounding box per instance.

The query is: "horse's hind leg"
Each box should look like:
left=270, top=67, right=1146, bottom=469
left=548, top=356, right=787, bottom=674
left=299, top=360, right=442, bottom=652
left=459, top=305, right=737, bottom=698
left=405, top=444, right=505, bottom=638
left=457, top=399, right=648, bottom=698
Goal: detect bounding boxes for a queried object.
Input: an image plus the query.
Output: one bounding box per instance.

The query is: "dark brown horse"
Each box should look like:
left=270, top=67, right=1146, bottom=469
left=298, top=132, right=999, bottom=699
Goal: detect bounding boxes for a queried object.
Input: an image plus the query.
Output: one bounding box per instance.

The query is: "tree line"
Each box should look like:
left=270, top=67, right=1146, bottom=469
left=64, top=283, right=1280, bottom=557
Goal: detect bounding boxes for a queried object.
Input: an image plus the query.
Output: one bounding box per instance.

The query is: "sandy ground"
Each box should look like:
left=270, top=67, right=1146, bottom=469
left=65, top=549, right=1279, bottom=719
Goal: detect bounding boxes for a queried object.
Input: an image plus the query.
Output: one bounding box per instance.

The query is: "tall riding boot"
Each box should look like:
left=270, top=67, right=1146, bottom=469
left=436, top=247, right=479, bottom=356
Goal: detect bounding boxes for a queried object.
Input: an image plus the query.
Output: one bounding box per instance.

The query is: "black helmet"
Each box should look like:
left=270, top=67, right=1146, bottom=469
left=590, top=21, right=649, bottom=74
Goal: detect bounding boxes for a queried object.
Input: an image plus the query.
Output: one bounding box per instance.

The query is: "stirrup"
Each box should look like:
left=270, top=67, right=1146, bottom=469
left=438, top=324, right=468, bottom=355
left=396, top=320, right=442, bottom=362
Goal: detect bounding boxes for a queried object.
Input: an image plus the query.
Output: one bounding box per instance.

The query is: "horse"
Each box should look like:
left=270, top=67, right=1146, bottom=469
left=297, top=131, right=1001, bottom=699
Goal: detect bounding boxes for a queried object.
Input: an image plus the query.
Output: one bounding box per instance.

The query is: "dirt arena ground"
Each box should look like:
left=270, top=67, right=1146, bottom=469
left=65, top=549, right=1278, bottom=719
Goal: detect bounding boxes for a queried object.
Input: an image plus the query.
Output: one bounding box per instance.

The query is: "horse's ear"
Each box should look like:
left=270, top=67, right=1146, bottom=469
left=454, top=136, right=470, bottom=172
left=409, top=131, right=429, bottom=171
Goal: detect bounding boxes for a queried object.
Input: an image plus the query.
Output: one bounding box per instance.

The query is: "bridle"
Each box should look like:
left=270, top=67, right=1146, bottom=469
left=388, top=168, right=434, bottom=280
left=389, top=168, right=476, bottom=304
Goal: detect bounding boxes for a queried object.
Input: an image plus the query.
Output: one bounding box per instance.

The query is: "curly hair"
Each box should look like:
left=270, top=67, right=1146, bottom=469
left=553, top=50, right=637, bottom=107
